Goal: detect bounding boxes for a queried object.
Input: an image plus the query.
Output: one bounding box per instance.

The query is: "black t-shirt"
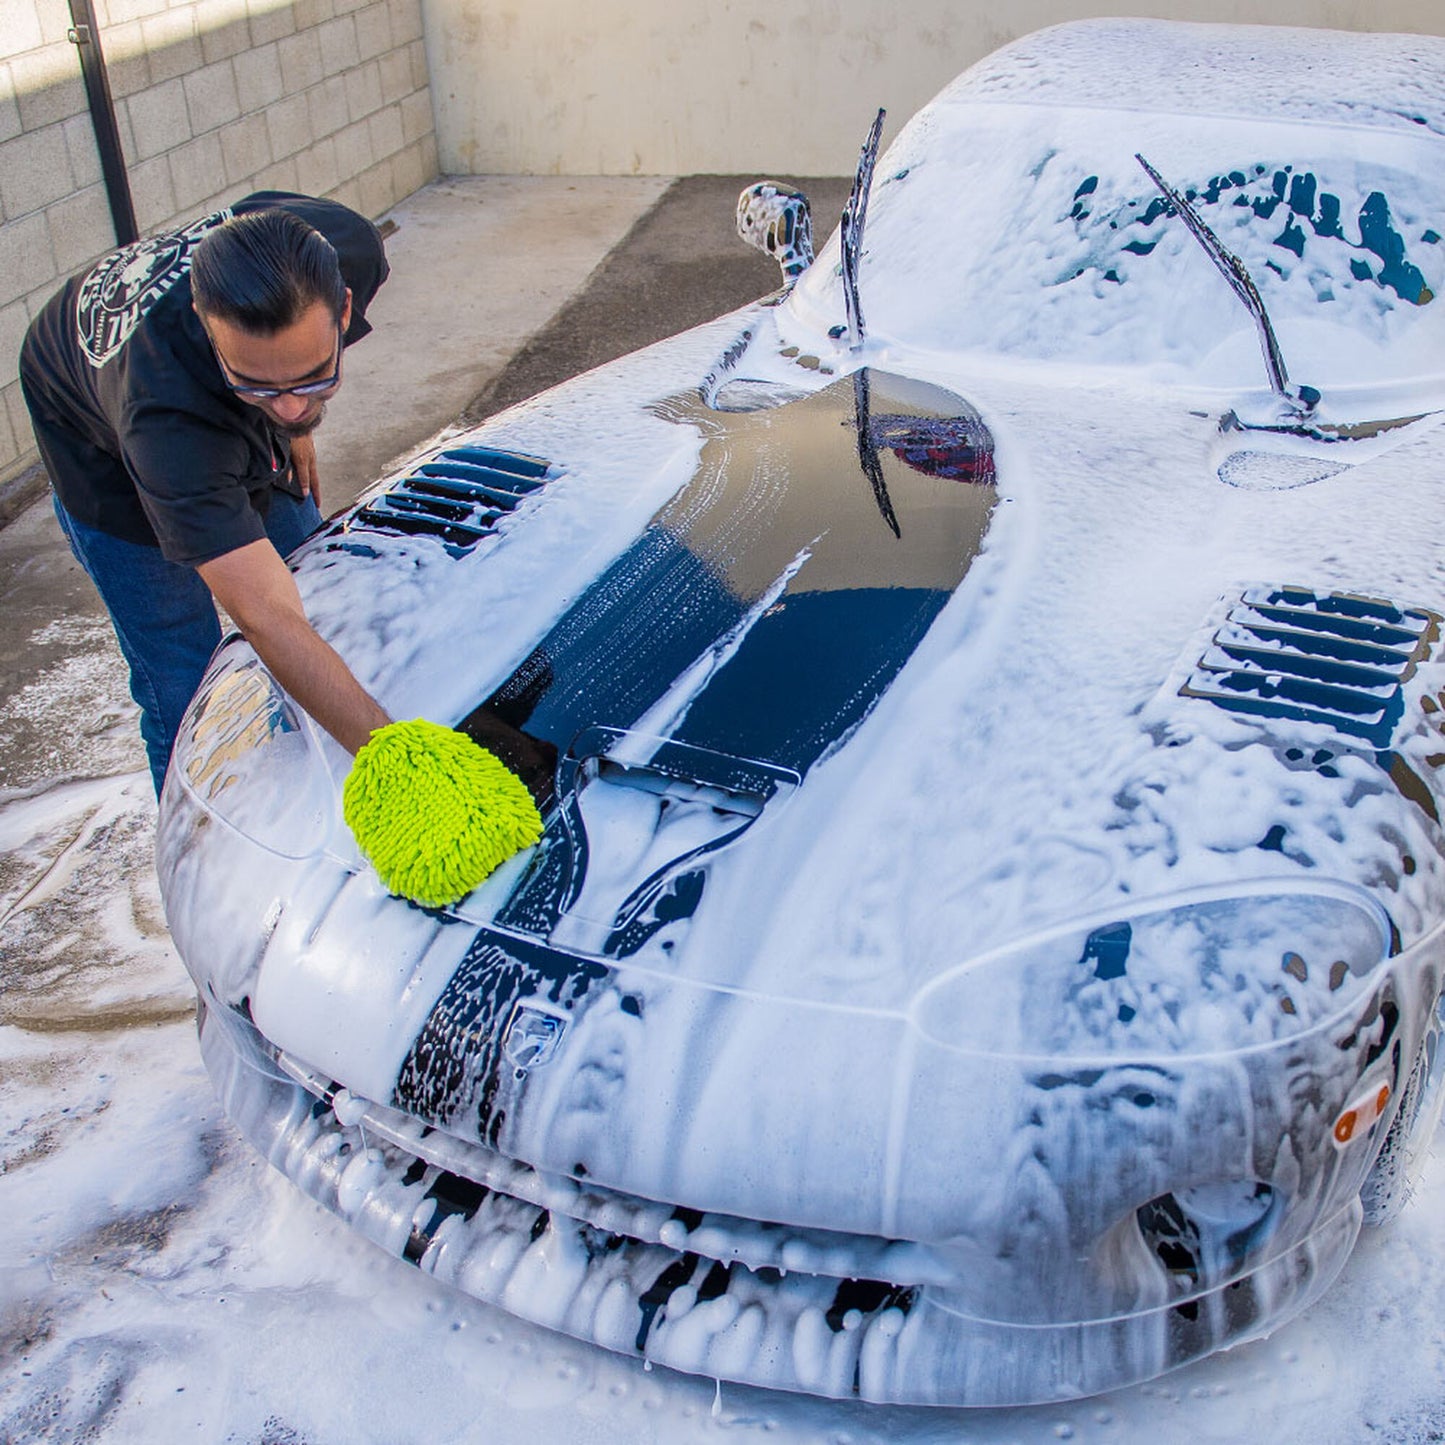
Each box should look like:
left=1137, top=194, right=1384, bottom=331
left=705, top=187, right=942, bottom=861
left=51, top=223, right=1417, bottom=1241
left=20, top=191, right=388, bottom=566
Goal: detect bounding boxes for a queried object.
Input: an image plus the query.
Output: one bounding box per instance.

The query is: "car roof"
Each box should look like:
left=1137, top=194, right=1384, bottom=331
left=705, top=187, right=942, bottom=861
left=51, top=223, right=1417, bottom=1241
left=941, top=18, right=1445, bottom=139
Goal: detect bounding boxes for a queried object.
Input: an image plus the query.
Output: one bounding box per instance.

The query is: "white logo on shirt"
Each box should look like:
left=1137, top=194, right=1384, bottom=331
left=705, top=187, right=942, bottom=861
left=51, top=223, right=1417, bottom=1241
left=75, top=209, right=232, bottom=367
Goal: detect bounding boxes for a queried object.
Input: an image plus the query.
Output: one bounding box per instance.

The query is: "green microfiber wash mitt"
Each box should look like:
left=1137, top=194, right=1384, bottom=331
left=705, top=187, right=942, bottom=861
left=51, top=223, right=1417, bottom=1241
left=343, top=718, right=544, bottom=908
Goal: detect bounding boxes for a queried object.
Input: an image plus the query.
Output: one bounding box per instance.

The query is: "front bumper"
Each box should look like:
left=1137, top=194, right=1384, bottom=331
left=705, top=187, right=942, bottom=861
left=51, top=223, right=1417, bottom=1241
left=199, top=996, right=1365, bottom=1407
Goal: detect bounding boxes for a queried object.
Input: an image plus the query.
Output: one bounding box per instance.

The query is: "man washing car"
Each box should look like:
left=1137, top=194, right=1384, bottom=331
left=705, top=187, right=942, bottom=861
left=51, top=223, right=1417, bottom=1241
left=20, top=192, right=392, bottom=796
left=21, top=192, right=542, bottom=905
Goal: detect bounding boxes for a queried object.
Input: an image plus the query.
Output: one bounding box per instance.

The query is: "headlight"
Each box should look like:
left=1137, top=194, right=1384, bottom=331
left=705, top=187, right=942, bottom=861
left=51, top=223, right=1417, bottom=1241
left=169, top=636, right=338, bottom=859
left=911, top=880, right=1391, bottom=1062
left=898, top=881, right=1395, bottom=1326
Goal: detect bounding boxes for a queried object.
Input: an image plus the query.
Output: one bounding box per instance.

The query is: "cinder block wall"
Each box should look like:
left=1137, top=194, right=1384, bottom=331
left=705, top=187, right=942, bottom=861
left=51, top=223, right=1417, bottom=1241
left=0, top=0, right=440, bottom=488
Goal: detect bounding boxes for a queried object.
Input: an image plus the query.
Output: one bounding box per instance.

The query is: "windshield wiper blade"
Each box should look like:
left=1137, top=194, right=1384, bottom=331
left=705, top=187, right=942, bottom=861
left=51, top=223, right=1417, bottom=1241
left=1136, top=152, right=1316, bottom=416
left=841, top=108, right=885, bottom=348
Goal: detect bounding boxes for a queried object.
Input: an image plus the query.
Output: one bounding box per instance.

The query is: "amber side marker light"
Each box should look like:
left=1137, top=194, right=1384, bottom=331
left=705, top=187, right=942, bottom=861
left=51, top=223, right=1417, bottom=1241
left=1333, top=1082, right=1392, bottom=1146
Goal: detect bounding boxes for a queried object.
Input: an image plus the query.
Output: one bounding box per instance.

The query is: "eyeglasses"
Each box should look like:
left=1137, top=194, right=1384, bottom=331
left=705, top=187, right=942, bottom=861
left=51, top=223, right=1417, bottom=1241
left=206, top=319, right=344, bottom=401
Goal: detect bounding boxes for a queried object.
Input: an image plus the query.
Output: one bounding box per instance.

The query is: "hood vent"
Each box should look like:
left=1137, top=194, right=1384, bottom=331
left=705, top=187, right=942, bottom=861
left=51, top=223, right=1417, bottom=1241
left=1181, top=586, right=1440, bottom=748
left=350, top=445, right=553, bottom=551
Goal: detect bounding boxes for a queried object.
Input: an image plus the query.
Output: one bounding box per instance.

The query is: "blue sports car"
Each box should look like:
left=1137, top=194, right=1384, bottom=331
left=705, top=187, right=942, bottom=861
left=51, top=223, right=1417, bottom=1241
left=158, top=17, right=1445, bottom=1405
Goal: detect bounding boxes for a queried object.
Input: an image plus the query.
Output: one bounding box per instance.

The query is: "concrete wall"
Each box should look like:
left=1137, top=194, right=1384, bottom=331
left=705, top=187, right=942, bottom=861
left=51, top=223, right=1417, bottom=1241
left=0, top=0, right=440, bottom=488
left=421, top=0, right=1445, bottom=176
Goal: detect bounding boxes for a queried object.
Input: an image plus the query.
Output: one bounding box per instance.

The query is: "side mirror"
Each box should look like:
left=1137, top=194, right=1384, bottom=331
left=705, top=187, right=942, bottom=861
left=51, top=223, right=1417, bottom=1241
left=736, top=182, right=814, bottom=287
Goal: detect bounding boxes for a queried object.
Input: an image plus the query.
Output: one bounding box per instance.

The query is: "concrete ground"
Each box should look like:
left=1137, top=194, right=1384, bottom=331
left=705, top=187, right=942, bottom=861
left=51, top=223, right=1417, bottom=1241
left=0, top=171, right=850, bottom=793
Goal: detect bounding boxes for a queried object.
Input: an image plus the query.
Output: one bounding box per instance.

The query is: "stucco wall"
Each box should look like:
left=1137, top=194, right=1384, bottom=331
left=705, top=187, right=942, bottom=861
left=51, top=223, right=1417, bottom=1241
left=0, top=0, right=439, bottom=488
left=421, top=0, right=1445, bottom=176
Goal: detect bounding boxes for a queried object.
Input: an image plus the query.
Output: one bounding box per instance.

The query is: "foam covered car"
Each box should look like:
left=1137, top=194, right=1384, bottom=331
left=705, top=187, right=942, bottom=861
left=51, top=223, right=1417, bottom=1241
left=157, top=18, right=1445, bottom=1406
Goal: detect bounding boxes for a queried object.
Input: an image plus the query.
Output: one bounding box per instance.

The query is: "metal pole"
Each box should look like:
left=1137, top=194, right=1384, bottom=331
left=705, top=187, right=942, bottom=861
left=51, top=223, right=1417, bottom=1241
left=66, top=0, right=138, bottom=247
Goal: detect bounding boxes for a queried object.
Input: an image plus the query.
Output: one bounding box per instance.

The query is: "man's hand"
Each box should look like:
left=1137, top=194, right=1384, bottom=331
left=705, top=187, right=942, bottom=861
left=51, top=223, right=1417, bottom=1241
left=290, top=434, right=321, bottom=509
left=198, top=539, right=388, bottom=754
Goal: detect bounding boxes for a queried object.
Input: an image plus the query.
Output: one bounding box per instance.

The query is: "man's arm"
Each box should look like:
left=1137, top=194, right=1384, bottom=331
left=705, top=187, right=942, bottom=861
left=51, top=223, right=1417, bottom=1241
left=198, top=539, right=388, bottom=754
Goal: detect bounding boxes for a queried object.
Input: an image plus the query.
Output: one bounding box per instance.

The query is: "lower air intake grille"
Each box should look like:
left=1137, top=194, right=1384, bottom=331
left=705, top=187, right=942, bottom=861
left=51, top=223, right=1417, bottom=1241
left=351, top=444, right=554, bottom=551
left=1182, top=586, right=1440, bottom=748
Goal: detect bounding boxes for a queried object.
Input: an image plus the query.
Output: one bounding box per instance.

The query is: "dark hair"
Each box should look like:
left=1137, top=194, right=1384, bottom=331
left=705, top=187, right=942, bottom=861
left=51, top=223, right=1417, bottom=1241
left=190, top=208, right=345, bottom=334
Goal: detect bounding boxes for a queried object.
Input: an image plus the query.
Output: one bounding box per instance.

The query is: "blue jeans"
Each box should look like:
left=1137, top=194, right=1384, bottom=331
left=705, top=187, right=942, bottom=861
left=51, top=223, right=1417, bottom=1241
left=52, top=491, right=323, bottom=797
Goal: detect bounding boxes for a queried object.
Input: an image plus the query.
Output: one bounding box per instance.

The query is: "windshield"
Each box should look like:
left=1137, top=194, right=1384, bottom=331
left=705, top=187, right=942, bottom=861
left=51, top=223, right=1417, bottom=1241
left=789, top=101, right=1445, bottom=402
